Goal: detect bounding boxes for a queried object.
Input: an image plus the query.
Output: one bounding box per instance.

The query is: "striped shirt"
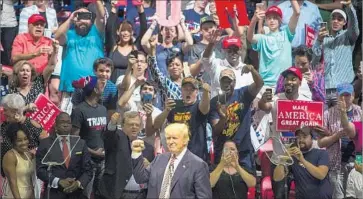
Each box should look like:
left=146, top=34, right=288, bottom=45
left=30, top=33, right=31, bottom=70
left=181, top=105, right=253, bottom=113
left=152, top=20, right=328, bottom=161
left=324, top=104, right=362, bottom=171
left=275, top=68, right=325, bottom=102
left=312, top=4, right=359, bottom=89
left=18, top=5, right=58, bottom=37
left=148, top=56, right=182, bottom=101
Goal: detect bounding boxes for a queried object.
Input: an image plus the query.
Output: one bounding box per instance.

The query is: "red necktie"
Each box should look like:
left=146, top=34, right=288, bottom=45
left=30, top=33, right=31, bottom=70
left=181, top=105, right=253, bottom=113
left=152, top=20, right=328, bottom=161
left=62, top=137, right=70, bottom=168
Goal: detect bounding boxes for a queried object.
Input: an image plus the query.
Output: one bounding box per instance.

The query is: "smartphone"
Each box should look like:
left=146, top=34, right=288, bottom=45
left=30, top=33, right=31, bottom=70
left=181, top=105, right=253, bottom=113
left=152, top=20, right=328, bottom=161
left=77, top=12, right=92, bottom=20
left=174, top=99, right=184, bottom=109
left=256, top=2, right=264, bottom=10
left=320, top=22, right=327, bottom=29
left=266, top=88, right=272, bottom=101
left=356, top=154, right=362, bottom=164
left=217, top=90, right=227, bottom=105
left=142, top=93, right=153, bottom=104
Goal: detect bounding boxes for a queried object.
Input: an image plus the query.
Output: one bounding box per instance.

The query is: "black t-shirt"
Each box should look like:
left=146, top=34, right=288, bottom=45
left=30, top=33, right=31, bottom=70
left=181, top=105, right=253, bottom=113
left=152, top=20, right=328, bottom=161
left=167, top=101, right=208, bottom=161
left=39, top=12, right=48, bottom=29
left=291, top=148, right=332, bottom=199
left=212, top=170, right=249, bottom=199
left=71, top=101, right=107, bottom=150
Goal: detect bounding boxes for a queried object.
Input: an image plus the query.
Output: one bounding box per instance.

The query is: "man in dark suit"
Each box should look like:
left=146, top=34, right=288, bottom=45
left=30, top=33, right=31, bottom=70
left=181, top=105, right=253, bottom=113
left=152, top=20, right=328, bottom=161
left=36, top=112, right=93, bottom=199
left=99, top=111, right=154, bottom=199
left=131, top=123, right=212, bottom=199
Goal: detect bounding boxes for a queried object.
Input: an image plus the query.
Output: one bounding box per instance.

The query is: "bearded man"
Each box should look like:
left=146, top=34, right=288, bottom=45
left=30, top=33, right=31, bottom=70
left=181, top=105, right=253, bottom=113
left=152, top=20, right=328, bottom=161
left=54, top=1, right=106, bottom=94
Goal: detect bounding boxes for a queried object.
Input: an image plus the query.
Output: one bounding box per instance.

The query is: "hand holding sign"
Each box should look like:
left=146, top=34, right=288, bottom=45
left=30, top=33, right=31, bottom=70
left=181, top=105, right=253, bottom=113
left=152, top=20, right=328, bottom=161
left=27, top=94, right=61, bottom=132
left=156, top=0, right=181, bottom=27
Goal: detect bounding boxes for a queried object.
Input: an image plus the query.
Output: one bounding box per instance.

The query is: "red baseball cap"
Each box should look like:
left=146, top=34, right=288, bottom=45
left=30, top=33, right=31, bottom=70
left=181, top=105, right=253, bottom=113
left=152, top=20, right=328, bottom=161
left=265, top=6, right=282, bottom=19
left=282, top=66, right=302, bottom=81
left=28, top=14, right=46, bottom=25
left=222, top=36, right=242, bottom=49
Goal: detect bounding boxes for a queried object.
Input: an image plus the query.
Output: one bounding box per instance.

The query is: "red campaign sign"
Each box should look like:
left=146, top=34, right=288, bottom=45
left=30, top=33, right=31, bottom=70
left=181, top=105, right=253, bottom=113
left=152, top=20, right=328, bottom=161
left=27, top=94, right=61, bottom=132
left=276, top=100, right=324, bottom=132
left=215, top=0, right=250, bottom=29
left=305, top=24, right=315, bottom=48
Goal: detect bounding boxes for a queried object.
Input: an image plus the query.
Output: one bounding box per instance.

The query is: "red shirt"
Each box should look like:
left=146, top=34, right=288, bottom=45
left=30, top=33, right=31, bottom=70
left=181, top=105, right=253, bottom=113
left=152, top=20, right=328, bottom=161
left=12, top=33, right=53, bottom=73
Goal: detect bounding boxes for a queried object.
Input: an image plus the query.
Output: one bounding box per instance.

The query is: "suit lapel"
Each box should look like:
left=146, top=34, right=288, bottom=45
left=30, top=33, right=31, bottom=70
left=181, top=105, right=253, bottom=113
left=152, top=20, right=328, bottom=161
left=170, top=150, right=190, bottom=191
left=50, top=135, right=66, bottom=169
left=68, top=137, right=78, bottom=167
left=157, top=153, right=171, bottom=195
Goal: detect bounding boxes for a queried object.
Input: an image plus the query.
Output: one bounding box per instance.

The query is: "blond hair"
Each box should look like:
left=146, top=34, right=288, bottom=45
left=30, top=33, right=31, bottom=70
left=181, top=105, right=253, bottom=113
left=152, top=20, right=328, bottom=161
left=11, top=60, right=37, bottom=88
left=165, top=123, right=190, bottom=142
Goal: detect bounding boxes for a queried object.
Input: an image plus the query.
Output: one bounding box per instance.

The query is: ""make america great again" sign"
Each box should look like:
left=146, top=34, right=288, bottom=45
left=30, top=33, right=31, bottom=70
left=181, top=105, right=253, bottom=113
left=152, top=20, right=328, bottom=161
left=276, top=100, right=324, bottom=132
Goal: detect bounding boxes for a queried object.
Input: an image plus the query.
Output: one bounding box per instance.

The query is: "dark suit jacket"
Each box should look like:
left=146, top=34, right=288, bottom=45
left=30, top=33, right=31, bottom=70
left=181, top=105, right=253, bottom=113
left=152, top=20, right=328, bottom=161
left=133, top=149, right=212, bottom=199
left=99, top=128, right=154, bottom=199
left=36, top=134, right=93, bottom=189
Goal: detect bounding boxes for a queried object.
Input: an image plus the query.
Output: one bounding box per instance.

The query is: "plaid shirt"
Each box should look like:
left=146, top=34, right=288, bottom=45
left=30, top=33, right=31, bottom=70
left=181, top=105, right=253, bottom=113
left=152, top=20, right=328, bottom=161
left=149, top=56, right=182, bottom=103
left=324, top=104, right=362, bottom=171
left=275, top=69, right=325, bottom=102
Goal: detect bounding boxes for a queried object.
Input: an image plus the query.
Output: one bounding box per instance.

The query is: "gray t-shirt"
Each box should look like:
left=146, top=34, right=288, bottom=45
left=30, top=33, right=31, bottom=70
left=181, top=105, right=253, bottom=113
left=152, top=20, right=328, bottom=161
left=0, top=0, right=17, bottom=27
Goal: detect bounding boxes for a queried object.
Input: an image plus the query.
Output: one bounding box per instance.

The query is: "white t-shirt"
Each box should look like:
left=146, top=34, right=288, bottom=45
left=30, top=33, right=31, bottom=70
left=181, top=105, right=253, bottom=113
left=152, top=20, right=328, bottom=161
left=299, top=76, right=313, bottom=100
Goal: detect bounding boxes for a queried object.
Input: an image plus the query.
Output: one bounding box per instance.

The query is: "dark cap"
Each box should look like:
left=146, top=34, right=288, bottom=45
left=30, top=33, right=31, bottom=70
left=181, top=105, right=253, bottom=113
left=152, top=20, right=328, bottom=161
left=295, top=126, right=313, bottom=137
left=200, top=15, right=216, bottom=26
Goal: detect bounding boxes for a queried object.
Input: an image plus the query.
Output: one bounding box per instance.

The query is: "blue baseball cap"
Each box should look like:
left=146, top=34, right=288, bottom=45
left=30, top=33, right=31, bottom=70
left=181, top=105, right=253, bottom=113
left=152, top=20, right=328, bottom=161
left=337, top=83, right=354, bottom=95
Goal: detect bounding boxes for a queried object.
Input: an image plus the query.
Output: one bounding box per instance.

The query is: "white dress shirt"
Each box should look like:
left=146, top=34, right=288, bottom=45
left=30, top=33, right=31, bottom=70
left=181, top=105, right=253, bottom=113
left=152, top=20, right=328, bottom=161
left=202, top=52, right=254, bottom=98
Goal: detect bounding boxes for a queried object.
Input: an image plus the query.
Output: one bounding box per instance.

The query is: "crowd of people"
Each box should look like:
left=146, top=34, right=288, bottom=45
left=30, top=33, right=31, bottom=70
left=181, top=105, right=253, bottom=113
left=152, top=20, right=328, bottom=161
left=0, top=0, right=362, bottom=199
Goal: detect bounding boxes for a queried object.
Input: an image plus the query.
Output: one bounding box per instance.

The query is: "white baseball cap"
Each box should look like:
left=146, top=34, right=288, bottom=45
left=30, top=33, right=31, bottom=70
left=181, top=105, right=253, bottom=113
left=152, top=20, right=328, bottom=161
left=331, top=9, right=347, bottom=21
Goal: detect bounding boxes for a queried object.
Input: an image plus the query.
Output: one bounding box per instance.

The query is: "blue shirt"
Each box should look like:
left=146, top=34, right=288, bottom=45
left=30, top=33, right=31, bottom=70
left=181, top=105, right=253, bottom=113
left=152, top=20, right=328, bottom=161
left=278, top=1, right=322, bottom=48
left=183, top=9, right=208, bottom=42
left=291, top=148, right=332, bottom=199
left=60, top=25, right=105, bottom=92
left=155, top=43, right=183, bottom=77
left=252, top=26, right=294, bottom=86
left=209, top=86, right=255, bottom=167
left=126, top=6, right=156, bottom=39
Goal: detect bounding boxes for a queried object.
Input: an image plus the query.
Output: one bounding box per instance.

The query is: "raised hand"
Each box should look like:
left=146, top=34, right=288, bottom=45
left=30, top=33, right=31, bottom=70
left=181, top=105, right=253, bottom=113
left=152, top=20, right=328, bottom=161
left=208, top=29, right=221, bottom=44
left=149, top=35, right=158, bottom=50
left=253, top=10, right=265, bottom=21
left=241, top=65, right=255, bottom=74
left=317, top=27, right=329, bottom=42
left=165, top=98, right=176, bottom=112
left=217, top=102, right=227, bottom=118
left=110, top=112, right=121, bottom=125
left=340, top=0, right=351, bottom=6
left=131, top=139, right=145, bottom=153
left=142, top=103, right=154, bottom=116
left=337, top=96, right=347, bottom=113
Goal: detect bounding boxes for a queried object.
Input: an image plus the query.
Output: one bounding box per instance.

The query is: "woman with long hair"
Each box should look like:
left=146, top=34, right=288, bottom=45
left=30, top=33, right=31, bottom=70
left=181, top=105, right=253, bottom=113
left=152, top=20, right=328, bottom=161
left=105, top=1, right=148, bottom=83
left=210, top=140, right=256, bottom=199
left=141, top=14, right=193, bottom=77
left=2, top=123, right=36, bottom=199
